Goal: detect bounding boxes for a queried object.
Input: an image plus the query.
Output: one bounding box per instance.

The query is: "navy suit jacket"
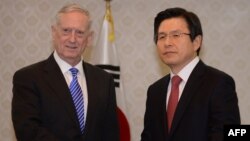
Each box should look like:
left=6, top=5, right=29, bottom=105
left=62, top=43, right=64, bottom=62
left=141, top=60, right=240, bottom=141
left=12, top=54, right=120, bottom=141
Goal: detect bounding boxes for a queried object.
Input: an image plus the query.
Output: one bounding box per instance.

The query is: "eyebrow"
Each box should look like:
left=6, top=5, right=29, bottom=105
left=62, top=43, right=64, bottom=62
left=158, top=30, right=182, bottom=34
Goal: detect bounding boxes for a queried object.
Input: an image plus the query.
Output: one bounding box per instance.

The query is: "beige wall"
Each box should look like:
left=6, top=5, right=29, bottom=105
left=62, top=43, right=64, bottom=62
left=1, top=0, right=250, bottom=140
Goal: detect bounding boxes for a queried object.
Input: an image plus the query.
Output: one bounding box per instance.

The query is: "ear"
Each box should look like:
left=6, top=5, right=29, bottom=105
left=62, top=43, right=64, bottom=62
left=193, top=35, right=202, bottom=52
left=86, top=31, right=94, bottom=48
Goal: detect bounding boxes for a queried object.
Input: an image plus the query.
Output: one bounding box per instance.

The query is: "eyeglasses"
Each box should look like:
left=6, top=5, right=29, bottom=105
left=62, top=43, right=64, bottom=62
left=59, top=27, right=88, bottom=38
left=156, top=31, right=190, bottom=42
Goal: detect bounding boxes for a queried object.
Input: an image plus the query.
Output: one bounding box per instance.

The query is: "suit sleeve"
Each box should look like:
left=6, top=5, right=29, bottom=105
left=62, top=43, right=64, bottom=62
left=102, top=75, right=120, bottom=141
left=208, top=74, right=241, bottom=140
left=141, top=87, right=152, bottom=141
left=12, top=70, right=60, bottom=141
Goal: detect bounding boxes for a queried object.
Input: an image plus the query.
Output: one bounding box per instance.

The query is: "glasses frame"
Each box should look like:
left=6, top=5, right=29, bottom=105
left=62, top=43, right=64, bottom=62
left=156, top=31, right=191, bottom=42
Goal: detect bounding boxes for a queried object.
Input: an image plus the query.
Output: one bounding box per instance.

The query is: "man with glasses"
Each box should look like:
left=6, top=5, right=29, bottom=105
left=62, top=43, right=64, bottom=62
left=141, top=7, right=240, bottom=141
left=12, top=3, right=119, bottom=141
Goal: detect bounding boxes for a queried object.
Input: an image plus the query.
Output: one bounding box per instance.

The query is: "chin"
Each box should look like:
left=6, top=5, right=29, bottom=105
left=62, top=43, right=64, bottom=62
left=162, top=59, right=176, bottom=66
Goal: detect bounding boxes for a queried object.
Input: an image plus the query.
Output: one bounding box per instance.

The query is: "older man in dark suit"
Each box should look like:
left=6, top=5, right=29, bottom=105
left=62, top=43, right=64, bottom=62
left=12, top=3, right=119, bottom=141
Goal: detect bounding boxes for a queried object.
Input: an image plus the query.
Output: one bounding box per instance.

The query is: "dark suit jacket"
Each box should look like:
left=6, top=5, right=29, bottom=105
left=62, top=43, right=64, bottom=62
left=12, top=54, right=120, bottom=141
left=141, top=60, right=240, bottom=141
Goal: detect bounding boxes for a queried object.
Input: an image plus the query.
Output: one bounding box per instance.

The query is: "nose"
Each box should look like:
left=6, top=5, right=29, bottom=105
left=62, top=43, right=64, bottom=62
left=69, top=31, right=76, bottom=42
left=164, top=36, right=173, bottom=47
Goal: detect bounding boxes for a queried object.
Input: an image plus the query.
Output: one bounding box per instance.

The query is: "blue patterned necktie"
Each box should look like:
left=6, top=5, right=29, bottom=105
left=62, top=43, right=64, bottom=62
left=69, top=68, right=85, bottom=133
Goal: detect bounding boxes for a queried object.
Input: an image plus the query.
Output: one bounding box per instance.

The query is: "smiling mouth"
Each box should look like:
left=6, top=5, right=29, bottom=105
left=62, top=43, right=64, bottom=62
left=66, top=45, right=77, bottom=49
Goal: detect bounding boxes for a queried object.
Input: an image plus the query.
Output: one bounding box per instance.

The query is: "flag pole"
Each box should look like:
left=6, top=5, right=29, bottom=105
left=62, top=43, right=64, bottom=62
left=104, top=0, right=115, bottom=42
left=104, top=0, right=112, bottom=5
left=105, top=0, right=112, bottom=9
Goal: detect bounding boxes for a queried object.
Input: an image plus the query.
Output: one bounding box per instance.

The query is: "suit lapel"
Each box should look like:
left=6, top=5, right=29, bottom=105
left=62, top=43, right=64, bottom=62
left=42, top=54, right=79, bottom=126
left=162, top=75, right=171, bottom=136
left=170, top=61, right=207, bottom=134
left=80, top=62, right=96, bottom=135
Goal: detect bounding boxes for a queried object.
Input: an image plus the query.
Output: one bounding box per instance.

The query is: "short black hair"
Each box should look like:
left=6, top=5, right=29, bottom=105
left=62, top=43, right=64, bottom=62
left=154, top=7, right=203, bottom=54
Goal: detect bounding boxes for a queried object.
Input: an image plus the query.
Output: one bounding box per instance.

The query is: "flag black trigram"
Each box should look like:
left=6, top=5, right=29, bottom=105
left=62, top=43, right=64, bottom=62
left=96, top=64, right=120, bottom=88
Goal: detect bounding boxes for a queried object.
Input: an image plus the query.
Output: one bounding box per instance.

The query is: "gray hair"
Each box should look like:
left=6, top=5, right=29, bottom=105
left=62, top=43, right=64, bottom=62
left=53, top=3, right=92, bottom=28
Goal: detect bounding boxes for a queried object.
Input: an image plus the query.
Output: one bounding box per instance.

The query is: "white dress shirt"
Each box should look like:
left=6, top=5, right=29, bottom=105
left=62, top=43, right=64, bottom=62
left=53, top=51, right=88, bottom=123
left=166, top=57, right=200, bottom=109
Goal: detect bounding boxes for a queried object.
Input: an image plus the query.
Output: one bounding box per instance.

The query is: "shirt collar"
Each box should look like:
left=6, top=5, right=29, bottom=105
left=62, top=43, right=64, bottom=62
left=170, top=56, right=199, bottom=83
left=53, top=51, right=83, bottom=75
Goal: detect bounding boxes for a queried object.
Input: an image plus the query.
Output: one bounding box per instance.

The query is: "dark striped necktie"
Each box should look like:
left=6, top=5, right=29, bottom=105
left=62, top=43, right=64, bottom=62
left=69, top=68, right=85, bottom=133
